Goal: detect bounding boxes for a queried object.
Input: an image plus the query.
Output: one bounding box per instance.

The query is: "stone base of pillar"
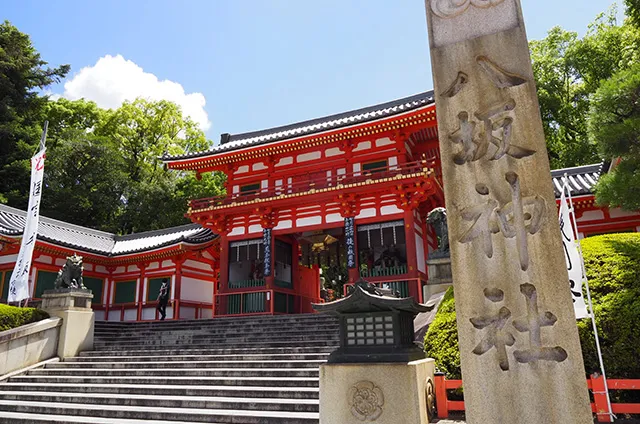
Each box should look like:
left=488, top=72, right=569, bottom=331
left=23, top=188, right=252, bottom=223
left=319, top=358, right=435, bottom=424
left=41, top=289, right=94, bottom=358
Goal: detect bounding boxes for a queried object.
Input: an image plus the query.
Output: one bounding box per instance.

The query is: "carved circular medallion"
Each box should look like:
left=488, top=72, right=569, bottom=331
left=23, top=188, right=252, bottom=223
left=348, top=381, right=384, bottom=421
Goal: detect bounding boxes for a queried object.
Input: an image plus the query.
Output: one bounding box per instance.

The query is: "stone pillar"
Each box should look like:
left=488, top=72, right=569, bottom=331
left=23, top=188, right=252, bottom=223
left=424, top=1, right=592, bottom=423
left=41, top=289, right=94, bottom=358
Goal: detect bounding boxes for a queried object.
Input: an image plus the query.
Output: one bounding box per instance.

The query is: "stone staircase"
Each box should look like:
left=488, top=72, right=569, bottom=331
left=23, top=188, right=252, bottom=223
left=0, top=314, right=340, bottom=423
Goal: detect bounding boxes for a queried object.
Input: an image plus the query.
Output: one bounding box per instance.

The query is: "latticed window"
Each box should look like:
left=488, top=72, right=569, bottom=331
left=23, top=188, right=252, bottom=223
left=345, top=314, right=395, bottom=346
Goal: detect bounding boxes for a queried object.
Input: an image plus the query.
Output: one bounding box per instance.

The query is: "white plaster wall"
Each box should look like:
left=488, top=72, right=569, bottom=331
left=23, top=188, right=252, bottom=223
left=95, top=265, right=107, bottom=273
left=353, top=141, right=371, bottom=152
left=127, top=265, right=140, bottom=273
left=297, top=151, right=322, bottom=163
left=181, top=277, right=213, bottom=302
left=142, top=307, right=156, bottom=320
left=123, top=309, right=137, bottom=321
left=274, top=220, right=293, bottom=230
left=235, top=165, right=249, bottom=174
left=253, top=162, right=267, bottom=171
left=248, top=224, right=262, bottom=234
left=180, top=307, right=196, bottom=319
left=325, top=148, right=344, bottom=157
left=416, top=234, right=426, bottom=274
left=184, top=260, right=211, bottom=271
left=0, top=254, right=17, bottom=265
left=356, top=208, right=377, bottom=219
left=201, top=308, right=213, bottom=319
left=389, top=156, right=398, bottom=169
left=233, top=185, right=239, bottom=194
left=229, top=227, right=246, bottom=237
left=147, top=262, right=159, bottom=270
left=114, top=266, right=126, bottom=274
left=107, top=310, right=121, bottom=321
left=353, top=163, right=361, bottom=176
left=375, top=137, right=394, bottom=147
left=55, top=258, right=66, bottom=267
left=84, top=263, right=93, bottom=272
left=609, top=208, right=640, bottom=218
left=577, top=210, right=605, bottom=221
left=35, top=255, right=52, bottom=265
left=162, top=260, right=173, bottom=268
left=325, top=213, right=343, bottom=224
left=381, top=205, right=403, bottom=216
left=296, top=217, right=322, bottom=227
left=276, top=157, right=293, bottom=167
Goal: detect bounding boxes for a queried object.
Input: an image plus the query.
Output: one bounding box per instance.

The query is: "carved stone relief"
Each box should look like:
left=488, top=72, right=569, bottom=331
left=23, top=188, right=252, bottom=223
left=431, top=0, right=506, bottom=19
left=348, top=381, right=384, bottom=421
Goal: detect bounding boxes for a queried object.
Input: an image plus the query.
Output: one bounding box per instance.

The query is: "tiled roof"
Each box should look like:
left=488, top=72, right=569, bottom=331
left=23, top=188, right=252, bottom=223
left=0, top=204, right=216, bottom=256
left=551, top=163, right=606, bottom=198
left=163, top=91, right=435, bottom=161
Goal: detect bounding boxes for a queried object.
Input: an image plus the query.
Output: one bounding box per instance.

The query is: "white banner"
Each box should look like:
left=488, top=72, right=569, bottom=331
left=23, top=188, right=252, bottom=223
left=8, top=146, right=47, bottom=303
left=558, top=188, right=589, bottom=319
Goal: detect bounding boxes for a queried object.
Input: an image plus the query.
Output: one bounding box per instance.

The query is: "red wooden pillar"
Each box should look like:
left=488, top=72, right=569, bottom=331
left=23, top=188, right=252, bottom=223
left=434, top=373, right=449, bottom=419
left=174, top=257, right=184, bottom=320
left=104, top=267, right=114, bottom=320
left=218, top=233, right=229, bottom=315
left=137, top=263, right=148, bottom=321
left=403, top=208, right=420, bottom=299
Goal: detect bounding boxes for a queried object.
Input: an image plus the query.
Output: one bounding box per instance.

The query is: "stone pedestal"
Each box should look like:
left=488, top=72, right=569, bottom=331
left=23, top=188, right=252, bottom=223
left=319, top=359, right=435, bottom=424
left=41, top=289, right=94, bottom=358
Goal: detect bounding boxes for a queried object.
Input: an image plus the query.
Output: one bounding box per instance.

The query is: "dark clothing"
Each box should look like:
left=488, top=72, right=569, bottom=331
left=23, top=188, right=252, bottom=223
left=157, top=283, right=169, bottom=320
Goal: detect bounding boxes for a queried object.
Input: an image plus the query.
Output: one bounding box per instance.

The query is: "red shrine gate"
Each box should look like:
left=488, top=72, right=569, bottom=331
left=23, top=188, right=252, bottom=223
left=164, top=92, right=445, bottom=315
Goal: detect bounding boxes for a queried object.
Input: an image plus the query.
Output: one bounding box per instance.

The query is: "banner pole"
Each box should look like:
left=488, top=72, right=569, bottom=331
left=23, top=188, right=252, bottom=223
left=564, top=173, right=614, bottom=422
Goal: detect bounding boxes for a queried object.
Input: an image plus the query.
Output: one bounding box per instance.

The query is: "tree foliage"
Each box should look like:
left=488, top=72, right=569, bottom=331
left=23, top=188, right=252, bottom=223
left=0, top=20, right=69, bottom=208
left=530, top=6, right=640, bottom=169
left=588, top=63, right=640, bottom=211
left=424, top=233, right=640, bottom=382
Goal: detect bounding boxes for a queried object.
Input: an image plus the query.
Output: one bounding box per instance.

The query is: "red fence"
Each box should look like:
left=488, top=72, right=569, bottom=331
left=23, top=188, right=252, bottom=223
left=434, top=373, right=640, bottom=421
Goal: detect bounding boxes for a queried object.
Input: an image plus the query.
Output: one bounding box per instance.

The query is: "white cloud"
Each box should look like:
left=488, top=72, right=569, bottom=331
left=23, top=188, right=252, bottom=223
left=62, top=54, right=211, bottom=131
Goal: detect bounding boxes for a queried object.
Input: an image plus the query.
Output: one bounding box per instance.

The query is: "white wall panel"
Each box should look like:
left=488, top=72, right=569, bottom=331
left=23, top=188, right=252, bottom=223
left=181, top=277, right=213, bottom=302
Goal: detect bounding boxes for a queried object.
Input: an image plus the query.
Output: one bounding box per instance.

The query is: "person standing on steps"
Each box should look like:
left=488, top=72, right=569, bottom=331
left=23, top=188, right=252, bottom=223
left=157, top=278, right=170, bottom=320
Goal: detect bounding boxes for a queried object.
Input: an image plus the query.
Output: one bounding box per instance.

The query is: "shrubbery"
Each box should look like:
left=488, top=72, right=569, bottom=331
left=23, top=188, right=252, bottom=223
left=0, top=304, right=49, bottom=332
left=424, top=233, right=640, bottom=380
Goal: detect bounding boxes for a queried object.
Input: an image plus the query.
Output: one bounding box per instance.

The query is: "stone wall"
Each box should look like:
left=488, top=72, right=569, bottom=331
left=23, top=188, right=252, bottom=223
left=0, top=317, right=61, bottom=376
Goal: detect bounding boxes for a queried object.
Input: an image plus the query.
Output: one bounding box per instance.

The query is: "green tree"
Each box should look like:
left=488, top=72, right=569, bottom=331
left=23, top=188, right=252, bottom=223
left=626, top=0, right=640, bottom=27
left=0, top=21, right=69, bottom=208
left=530, top=6, right=640, bottom=169
left=41, top=130, right=128, bottom=232
left=588, top=63, right=640, bottom=211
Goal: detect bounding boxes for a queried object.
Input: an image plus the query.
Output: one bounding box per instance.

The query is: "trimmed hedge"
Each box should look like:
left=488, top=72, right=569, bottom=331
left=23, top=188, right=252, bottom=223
left=0, top=304, right=49, bottom=332
left=424, top=233, right=640, bottom=380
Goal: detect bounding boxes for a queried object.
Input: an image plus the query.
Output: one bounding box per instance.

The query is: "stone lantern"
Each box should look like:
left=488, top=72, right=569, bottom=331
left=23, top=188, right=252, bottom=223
left=313, top=280, right=432, bottom=363
left=313, top=280, right=437, bottom=424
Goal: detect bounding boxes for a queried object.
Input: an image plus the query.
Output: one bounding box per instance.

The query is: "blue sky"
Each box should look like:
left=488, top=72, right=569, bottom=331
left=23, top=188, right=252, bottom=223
left=4, top=0, right=619, bottom=142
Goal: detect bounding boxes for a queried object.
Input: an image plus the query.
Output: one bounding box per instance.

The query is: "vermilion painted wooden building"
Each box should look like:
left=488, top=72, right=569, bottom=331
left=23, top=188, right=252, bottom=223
left=1, top=91, right=639, bottom=320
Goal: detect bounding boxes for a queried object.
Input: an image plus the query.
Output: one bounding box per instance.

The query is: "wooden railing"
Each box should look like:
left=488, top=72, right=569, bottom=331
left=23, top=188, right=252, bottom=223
left=94, top=300, right=213, bottom=321
left=360, top=265, right=408, bottom=278
left=433, top=373, right=640, bottom=421
left=214, top=289, right=323, bottom=316
left=190, top=159, right=433, bottom=211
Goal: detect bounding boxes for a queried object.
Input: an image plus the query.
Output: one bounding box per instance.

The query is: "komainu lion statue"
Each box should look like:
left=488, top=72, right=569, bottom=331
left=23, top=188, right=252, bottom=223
left=53, top=254, right=86, bottom=290
left=426, top=207, right=450, bottom=259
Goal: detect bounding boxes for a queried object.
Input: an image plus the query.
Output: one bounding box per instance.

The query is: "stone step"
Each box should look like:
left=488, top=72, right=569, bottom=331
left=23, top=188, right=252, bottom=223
left=65, top=353, right=330, bottom=362
left=1, top=382, right=319, bottom=399
left=0, top=411, right=225, bottom=424
left=0, top=391, right=319, bottom=413
left=93, top=323, right=339, bottom=334
left=92, top=341, right=338, bottom=350
left=10, top=375, right=319, bottom=387
left=94, top=317, right=337, bottom=330
left=93, top=333, right=339, bottom=343
left=0, top=400, right=319, bottom=424
left=47, top=360, right=326, bottom=369
left=81, top=346, right=334, bottom=356
left=27, top=367, right=319, bottom=378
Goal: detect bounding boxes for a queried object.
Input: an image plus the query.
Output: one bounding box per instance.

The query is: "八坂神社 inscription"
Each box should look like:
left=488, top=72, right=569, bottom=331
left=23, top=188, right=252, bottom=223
left=471, top=284, right=567, bottom=370
left=459, top=173, right=546, bottom=271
